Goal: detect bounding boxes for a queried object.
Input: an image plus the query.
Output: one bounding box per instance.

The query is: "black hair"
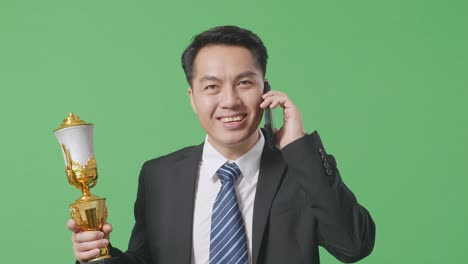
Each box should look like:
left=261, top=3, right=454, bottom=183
left=181, top=25, right=268, bottom=85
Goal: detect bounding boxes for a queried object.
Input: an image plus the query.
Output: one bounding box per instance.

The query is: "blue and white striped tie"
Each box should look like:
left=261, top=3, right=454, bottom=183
left=209, top=162, right=249, bottom=264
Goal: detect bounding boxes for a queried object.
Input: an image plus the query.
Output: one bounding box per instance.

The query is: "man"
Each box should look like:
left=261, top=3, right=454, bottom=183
left=67, top=25, right=376, bottom=264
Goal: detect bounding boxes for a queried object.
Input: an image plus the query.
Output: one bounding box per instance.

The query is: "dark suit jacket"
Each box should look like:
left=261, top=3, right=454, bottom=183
left=92, top=131, right=375, bottom=264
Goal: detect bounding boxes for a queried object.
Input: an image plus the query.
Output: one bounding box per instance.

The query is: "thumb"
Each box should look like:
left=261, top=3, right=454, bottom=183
left=66, top=219, right=82, bottom=233
left=102, top=223, right=113, bottom=240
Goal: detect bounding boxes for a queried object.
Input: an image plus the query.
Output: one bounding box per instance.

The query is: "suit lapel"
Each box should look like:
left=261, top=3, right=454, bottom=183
left=166, top=139, right=285, bottom=264
left=170, top=144, right=203, bottom=263
left=252, top=145, right=286, bottom=264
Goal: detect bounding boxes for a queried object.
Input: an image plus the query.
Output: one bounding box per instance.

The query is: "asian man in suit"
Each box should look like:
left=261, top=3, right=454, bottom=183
left=67, top=25, right=376, bottom=264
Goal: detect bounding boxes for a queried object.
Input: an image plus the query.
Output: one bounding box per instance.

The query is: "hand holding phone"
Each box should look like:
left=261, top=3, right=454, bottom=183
left=261, top=82, right=305, bottom=149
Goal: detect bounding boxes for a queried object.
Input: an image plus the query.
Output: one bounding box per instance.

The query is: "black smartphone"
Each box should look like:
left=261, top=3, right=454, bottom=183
left=263, top=81, right=276, bottom=149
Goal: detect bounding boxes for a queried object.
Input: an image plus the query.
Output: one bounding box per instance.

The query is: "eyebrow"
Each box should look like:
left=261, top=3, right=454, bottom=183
left=199, top=75, right=222, bottom=83
left=199, top=71, right=258, bottom=83
left=235, top=71, right=258, bottom=80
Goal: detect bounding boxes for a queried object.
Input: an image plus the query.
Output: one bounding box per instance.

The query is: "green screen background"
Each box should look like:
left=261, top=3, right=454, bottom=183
left=1, top=0, right=467, bottom=263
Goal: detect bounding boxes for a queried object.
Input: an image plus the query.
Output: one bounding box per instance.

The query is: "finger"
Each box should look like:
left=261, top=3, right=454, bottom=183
left=75, top=238, right=109, bottom=252
left=262, top=91, right=274, bottom=99
left=259, top=99, right=270, bottom=108
left=269, top=97, right=288, bottom=109
left=272, top=95, right=298, bottom=110
left=260, top=95, right=285, bottom=108
left=262, top=93, right=288, bottom=101
left=67, top=219, right=82, bottom=233
left=73, top=231, right=105, bottom=243
left=75, top=248, right=101, bottom=263
left=262, top=90, right=285, bottom=98
left=102, top=223, right=113, bottom=234
left=269, top=100, right=282, bottom=109
left=102, top=223, right=112, bottom=239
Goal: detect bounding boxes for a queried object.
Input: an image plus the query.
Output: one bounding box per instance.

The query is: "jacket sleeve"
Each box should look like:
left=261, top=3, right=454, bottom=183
left=281, top=131, right=376, bottom=263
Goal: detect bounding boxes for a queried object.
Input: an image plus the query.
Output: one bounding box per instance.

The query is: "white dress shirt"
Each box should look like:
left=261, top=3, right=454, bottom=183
left=192, top=130, right=265, bottom=264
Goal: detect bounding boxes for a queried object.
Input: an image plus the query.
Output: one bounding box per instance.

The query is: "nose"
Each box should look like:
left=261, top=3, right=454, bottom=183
left=219, top=86, right=240, bottom=108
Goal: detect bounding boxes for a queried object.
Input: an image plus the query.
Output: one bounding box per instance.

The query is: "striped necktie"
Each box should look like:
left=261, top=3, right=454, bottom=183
left=209, top=162, right=249, bottom=264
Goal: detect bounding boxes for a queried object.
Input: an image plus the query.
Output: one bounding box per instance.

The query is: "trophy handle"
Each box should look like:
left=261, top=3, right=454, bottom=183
left=70, top=205, right=84, bottom=226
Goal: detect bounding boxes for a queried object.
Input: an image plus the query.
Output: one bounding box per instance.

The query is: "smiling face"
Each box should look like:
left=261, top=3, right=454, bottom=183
left=188, top=45, right=264, bottom=158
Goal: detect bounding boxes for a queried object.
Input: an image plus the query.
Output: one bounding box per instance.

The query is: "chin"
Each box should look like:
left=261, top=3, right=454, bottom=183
left=218, top=136, right=249, bottom=146
left=224, top=129, right=259, bottom=145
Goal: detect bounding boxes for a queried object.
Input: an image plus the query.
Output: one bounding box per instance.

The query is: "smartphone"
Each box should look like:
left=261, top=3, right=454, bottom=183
left=263, top=81, right=276, bottom=149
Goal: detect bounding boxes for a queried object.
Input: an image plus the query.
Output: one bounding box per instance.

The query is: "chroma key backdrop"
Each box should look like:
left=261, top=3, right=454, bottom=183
left=1, top=0, right=467, bottom=263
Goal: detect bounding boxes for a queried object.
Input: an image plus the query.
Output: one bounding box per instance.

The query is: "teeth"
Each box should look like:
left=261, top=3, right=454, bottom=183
left=221, top=116, right=243, bottom=123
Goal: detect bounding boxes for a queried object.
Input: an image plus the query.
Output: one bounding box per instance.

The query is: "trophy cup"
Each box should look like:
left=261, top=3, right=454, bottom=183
left=54, top=113, right=111, bottom=262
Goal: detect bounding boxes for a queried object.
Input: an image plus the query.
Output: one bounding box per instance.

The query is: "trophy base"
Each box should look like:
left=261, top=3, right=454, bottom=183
left=70, top=194, right=108, bottom=230
left=85, top=255, right=111, bottom=264
left=86, top=253, right=111, bottom=264
left=70, top=194, right=111, bottom=261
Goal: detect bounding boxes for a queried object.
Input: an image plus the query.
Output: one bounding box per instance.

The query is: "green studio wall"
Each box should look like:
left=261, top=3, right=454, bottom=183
left=1, top=0, right=467, bottom=263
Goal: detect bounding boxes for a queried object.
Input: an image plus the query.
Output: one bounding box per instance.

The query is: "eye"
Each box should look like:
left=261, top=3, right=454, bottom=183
left=205, top=84, right=217, bottom=90
left=203, top=84, right=220, bottom=94
left=238, top=80, right=253, bottom=87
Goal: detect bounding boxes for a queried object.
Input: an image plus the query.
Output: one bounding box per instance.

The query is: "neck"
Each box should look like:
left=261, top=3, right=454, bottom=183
left=208, top=130, right=260, bottom=160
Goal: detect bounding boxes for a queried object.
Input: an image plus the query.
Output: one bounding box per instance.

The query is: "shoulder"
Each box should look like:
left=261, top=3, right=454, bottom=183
left=141, top=143, right=203, bottom=171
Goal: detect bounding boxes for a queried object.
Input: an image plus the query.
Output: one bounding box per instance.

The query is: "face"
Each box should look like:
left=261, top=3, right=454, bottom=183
left=188, top=45, right=264, bottom=153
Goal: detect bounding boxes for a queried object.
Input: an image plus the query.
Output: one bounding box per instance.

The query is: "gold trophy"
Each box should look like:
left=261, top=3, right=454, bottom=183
left=54, top=113, right=111, bottom=262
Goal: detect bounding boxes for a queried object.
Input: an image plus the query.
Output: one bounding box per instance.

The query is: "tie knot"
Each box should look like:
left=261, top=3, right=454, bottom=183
left=216, top=162, right=241, bottom=184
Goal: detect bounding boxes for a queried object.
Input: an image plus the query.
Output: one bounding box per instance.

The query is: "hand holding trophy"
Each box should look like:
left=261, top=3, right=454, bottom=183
left=54, top=113, right=111, bottom=263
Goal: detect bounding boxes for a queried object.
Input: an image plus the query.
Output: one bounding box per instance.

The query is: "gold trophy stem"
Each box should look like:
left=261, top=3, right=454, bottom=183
left=82, top=187, right=90, bottom=197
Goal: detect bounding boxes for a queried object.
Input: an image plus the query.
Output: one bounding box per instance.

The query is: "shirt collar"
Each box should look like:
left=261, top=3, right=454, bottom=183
left=201, top=130, right=265, bottom=185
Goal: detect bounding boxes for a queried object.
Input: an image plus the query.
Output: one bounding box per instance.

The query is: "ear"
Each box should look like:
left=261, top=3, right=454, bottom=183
left=187, top=87, right=197, bottom=114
